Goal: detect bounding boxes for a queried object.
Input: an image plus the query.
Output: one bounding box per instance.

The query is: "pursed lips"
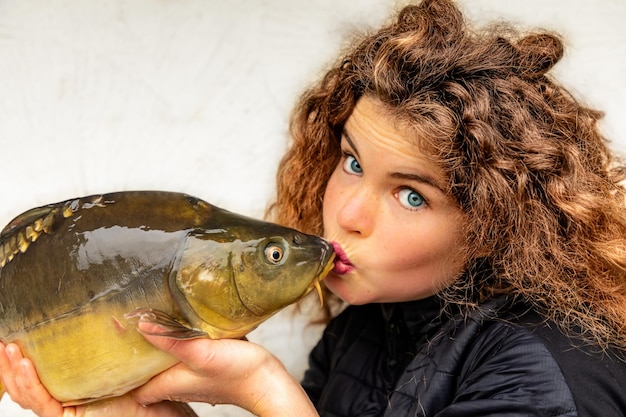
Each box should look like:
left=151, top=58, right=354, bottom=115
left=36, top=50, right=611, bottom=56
left=331, top=241, right=354, bottom=274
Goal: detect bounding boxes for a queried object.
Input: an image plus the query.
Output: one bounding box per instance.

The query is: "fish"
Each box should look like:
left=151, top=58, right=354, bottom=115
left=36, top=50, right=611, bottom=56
left=0, top=191, right=334, bottom=406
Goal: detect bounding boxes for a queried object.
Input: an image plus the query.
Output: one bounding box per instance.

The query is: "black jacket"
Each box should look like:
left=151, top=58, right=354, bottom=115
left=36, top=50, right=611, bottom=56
left=302, top=295, right=626, bottom=416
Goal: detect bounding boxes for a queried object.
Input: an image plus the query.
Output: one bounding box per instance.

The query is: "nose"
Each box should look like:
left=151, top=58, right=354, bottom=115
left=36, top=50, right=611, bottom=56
left=335, top=187, right=375, bottom=237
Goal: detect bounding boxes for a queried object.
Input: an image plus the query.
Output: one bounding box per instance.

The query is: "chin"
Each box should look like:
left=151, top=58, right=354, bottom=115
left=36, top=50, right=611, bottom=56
left=325, top=276, right=374, bottom=305
left=325, top=274, right=355, bottom=304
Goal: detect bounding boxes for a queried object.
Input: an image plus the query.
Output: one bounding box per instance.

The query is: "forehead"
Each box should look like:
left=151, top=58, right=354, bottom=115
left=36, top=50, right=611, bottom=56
left=345, top=96, right=447, bottom=182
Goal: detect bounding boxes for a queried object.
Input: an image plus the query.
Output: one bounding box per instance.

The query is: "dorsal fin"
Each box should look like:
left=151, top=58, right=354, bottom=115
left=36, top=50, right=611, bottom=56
left=1, top=206, right=55, bottom=237
left=1, top=202, right=77, bottom=268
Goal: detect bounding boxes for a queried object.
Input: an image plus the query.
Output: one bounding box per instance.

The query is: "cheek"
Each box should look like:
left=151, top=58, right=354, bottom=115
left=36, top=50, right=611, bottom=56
left=380, top=218, right=466, bottom=274
left=322, top=170, right=341, bottom=227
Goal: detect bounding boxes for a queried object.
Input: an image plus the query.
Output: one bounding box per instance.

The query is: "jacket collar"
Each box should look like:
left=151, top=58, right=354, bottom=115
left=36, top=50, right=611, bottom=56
left=381, top=296, right=444, bottom=345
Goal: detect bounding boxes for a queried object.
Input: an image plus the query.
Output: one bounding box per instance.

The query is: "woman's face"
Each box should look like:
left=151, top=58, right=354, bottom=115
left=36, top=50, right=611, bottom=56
left=322, top=96, right=467, bottom=305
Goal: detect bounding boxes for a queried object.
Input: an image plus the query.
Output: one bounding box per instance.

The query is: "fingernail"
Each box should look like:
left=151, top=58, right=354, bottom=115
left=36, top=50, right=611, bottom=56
left=137, top=320, right=169, bottom=333
left=19, top=359, right=30, bottom=375
left=5, top=345, right=17, bottom=361
left=63, top=408, right=77, bottom=417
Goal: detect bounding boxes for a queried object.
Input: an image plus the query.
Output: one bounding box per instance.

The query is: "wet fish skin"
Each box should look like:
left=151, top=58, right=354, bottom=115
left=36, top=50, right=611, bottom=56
left=0, top=191, right=334, bottom=405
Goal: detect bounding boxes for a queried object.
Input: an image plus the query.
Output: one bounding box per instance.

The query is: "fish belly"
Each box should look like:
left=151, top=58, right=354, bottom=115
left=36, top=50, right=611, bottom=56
left=9, top=302, right=178, bottom=405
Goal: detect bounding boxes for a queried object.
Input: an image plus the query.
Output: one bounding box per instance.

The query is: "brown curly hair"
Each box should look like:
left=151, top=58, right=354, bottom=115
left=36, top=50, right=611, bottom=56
left=266, top=0, right=626, bottom=351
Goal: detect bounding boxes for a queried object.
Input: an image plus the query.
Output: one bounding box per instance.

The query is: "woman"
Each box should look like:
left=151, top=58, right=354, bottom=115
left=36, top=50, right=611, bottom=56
left=3, top=0, right=626, bottom=415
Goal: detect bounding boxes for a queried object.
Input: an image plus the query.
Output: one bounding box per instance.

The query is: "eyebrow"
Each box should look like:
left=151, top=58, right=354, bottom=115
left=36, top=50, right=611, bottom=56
left=342, top=132, right=360, bottom=158
left=390, top=172, right=446, bottom=193
left=342, top=131, right=446, bottom=193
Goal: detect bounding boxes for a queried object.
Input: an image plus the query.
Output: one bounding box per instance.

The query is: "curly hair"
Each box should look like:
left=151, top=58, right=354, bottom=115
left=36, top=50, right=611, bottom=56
left=266, top=0, right=626, bottom=351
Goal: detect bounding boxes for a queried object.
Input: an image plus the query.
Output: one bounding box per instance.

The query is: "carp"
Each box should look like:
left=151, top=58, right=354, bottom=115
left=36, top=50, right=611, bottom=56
left=0, top=191, right=334, bottom=405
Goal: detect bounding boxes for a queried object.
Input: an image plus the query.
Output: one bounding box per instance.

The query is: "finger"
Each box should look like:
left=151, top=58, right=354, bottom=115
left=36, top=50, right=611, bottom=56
left=62, top=393, right=183, bottom=417
left=136, top=321, right=185, bottom=355
left=132, top=359, right=205, bottom=406
left=80, top=393, right=141, bottom=417
left=1, top=343, right=27, bottom=403
left=135, top=335, right=274, bottom=410
left=46, top=394, right=179, bottom=417
left=4, top=344, right=65, bottom=417
left=0, top=342, right=19, bottom=398
left=16, top=357, right=65, bottom=417
left=137, top=321, right=221, bottom=370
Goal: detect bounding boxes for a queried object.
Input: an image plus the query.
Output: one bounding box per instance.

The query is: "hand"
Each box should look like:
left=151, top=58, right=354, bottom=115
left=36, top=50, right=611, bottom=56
left=133, top=321, right=318, bottom=417
left=0, top=342, right=65, bottom=417
left=0, top=342, right=195, bottom=417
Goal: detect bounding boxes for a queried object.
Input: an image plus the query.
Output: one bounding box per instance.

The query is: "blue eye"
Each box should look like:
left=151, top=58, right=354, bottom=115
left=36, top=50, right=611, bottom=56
left=398, top=189, right=425, bottom=209
left=342, top=154, right=362, bottom=175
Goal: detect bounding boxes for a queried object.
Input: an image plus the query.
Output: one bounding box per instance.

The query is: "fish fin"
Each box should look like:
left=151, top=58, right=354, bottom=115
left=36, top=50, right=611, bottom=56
left=0, top=380, right=4, bottom=400
left=1, top=195, right=89, bottom=240
left=1, top=207, right=52, bottom=237
left=125, top=308, right=208, bottom=340
left=1, top=206, right=66, bottom=267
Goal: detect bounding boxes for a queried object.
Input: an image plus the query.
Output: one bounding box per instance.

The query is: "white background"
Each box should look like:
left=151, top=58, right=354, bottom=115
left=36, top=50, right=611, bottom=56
left=0, top=1, right=625, bottom=416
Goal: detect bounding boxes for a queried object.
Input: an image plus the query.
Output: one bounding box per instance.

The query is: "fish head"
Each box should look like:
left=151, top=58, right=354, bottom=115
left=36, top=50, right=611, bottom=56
left=170, top=214, right=334, bottom=339
left=232, top=231, right=334, bottom=314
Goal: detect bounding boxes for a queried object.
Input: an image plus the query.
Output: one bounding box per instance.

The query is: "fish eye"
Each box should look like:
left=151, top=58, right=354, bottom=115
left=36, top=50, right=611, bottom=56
left=398, top=188, right=425, bottom=209
left=264, top=244, right=285, bottom=265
